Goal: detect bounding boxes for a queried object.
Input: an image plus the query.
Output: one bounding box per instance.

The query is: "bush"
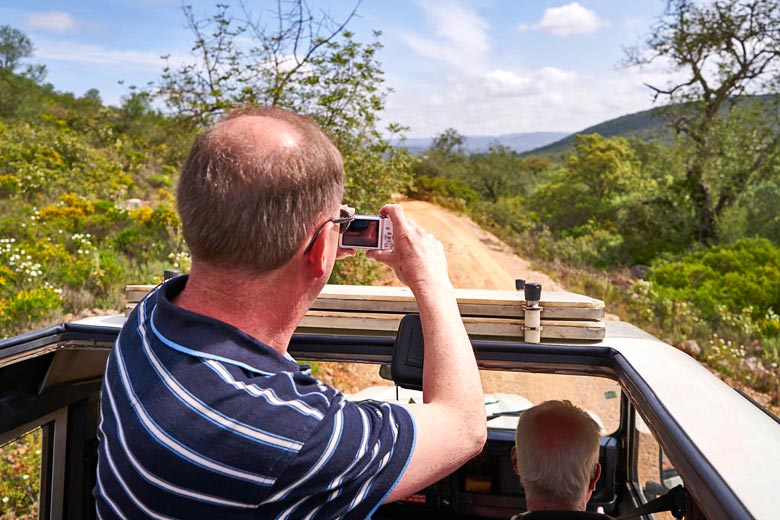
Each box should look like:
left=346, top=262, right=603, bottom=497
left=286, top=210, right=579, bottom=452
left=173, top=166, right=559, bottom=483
left=648, top=238, right=780, bottom=333
left=407, top=175, right=479, bottom=211
left=718, top=177, right=780, bottom=244
left=0, top=174, right=20, bottom=197
left=472, top=196, right=534, bottom=236
left=0, top=429, right=41, bottom=517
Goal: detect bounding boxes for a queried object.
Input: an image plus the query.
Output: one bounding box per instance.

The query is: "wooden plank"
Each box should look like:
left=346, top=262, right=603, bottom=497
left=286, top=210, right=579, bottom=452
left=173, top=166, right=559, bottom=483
left=125, top=285, right=156, bottom=303
left=298, top=311, right=605, bottom=341
left=312, top=297, right=603, bottom=320
left=124, top=283, right=606, bottom=340
left=312, top=285, right=605, bottom=320
left=126, top=283, right=604, bottom=312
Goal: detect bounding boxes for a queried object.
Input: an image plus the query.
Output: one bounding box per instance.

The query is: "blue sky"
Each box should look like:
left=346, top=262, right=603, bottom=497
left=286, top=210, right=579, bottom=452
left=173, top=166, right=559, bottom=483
left=1, top=0, right=673, bottom=138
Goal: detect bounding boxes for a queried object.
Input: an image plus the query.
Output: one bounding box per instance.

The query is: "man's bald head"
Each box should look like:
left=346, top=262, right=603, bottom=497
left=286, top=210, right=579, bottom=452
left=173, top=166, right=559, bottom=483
left=217, top=115, right=302, bottom=153
left=177, top=106, right=344, bottom=273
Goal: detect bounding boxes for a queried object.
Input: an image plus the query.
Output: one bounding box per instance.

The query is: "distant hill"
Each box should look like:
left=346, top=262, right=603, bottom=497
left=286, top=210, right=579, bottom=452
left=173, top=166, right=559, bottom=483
left=397, top=131, right=569, bottom=155
left=524, top=94, right=779, bottom=159
left=523, top=105, right=672, bottom=160
left=394, top=95, right=779, bottom=158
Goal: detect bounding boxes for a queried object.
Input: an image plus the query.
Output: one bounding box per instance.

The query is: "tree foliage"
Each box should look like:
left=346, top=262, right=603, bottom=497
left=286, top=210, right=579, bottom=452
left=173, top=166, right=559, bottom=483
left=414, top=129, right=552, bottom=203
left=0, top=25, right=33, bottom=73
left=412, top=128, right=468, bottom=179
left=534, top=135, right=648, bottom=231
left=0, top=25, right=45, bottom=83
left=152, top=3, right=384, bottom=139
left=468, top=144, right=527, bottom=202
left=649, top=238, right=780, bottom=335
left=431, top=128, right=466, bottom=158
left=626, top=0, right=780, bottom=243
left=151, top=1, right=412, bottom=207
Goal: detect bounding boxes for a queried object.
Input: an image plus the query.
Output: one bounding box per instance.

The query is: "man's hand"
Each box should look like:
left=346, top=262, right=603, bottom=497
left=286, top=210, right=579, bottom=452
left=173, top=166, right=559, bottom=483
left=366, top=204, right=451, bottom=295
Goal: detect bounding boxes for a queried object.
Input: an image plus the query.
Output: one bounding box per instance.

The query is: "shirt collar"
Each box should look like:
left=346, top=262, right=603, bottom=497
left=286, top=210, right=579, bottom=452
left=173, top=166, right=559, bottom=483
left=150, top=275, right=302, bottom=376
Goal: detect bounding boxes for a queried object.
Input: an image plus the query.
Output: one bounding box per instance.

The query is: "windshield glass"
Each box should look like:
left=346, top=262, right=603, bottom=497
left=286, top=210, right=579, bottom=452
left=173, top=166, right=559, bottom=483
left=479, top=370, right=621, bottom=434
left=314, top=362, right=621, bottom=434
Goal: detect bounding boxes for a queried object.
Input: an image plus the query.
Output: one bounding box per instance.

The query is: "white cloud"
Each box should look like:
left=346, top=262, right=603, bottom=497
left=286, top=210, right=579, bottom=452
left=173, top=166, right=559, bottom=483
left=400, top=1, right=490, bottom=72
left=27, top=11, right=77, bottom=34
left=480, top=67, right=577, bottom=98
left=382, top=64, right=583, bottom=136
left=518, top=2, right=609, bottom=36
left=382, top=64, right=676, bottom=138
left=484, top=70, right=532, bottom=93
left=34, top=39, right=187, bottom=68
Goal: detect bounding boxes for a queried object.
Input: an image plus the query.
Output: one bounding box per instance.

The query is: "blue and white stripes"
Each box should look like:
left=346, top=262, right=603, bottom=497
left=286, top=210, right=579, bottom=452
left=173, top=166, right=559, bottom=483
left=94, top=275, right=416, bottom=519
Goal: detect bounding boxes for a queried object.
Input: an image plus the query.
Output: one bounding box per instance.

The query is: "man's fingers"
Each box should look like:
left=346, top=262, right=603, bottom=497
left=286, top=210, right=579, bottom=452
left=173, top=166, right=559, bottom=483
left=336, top=247, right=356, bottom=260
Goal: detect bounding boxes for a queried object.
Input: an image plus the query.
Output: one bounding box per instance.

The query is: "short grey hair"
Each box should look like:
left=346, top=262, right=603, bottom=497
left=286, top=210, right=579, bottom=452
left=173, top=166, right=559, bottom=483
left=515, top=400, right=601, bottom=507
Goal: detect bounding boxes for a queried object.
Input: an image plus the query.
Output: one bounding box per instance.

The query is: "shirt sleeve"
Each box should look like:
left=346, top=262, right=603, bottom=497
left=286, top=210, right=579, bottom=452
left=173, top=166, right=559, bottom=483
left=264, top=395, right=416, bottom=519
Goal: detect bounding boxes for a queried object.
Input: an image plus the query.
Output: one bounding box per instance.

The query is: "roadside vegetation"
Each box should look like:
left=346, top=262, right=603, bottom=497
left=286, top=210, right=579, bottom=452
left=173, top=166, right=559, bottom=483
left=1, top=0, right=780, bottom=512
left=0, top=3, right=412, bottom=339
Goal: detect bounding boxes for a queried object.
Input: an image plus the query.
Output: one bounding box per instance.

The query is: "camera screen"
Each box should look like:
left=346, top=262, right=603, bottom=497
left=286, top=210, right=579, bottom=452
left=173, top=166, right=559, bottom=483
left=341, top=219, right=380, bottom=247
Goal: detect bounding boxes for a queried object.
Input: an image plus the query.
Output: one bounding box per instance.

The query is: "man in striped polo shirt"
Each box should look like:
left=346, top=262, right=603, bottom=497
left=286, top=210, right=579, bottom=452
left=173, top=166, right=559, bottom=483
left=95, top=106, right=487, bottom=518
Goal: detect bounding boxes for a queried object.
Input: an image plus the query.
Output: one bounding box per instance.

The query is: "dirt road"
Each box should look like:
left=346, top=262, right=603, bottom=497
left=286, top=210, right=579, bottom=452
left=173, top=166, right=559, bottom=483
left=398, top=199, right=563, bottom=292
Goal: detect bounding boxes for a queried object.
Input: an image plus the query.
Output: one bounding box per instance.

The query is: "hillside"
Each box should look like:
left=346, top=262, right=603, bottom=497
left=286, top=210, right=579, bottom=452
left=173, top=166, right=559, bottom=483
left=524, top=93, right=779, bottom=159
left=523, top=105, right=672, bottom=159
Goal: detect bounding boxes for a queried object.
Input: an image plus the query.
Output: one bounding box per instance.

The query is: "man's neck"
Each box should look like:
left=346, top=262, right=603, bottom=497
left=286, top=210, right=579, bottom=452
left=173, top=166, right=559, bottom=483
left=525, top=497, right=585, bottom=512
left=173, top=261, right=318, bottom=355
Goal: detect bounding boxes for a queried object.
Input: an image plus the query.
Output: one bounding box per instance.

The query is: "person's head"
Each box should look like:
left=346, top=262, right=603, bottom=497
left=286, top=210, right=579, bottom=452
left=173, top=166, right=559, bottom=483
left=176, top=106, right=344, bottom=274
left=513, top=400, right=602, bottom=511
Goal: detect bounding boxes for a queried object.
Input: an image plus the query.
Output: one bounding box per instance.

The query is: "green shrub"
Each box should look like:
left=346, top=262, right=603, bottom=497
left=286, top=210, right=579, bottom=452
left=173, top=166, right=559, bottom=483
left=648, top=238, right=780, bottom=333
left=145, top=172, right=173, bottom=189
left=407, top=175, right=479, bottom=211
left=717, top=177, right=780, bottom=244
left=0, top=428, right=41, bottom=517
left=472, top=196, right=534, bottom=236
left=0, top=174, right=20, bottom=197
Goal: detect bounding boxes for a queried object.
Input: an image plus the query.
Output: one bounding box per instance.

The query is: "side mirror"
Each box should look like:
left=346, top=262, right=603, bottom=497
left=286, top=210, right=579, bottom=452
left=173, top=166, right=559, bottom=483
left=390, top=313, right=424, bottom=390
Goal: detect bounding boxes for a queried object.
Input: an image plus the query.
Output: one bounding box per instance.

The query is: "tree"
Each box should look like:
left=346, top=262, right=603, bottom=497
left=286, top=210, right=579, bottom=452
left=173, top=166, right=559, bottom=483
left=431, top=128, right=466, bottom=158
left=467, top=144, right=525, bottom=202
left=626, top=0, right=780, bottom=243
left=0, top=25, right=32, bottom=73
left=150, top=1, right=413, bottom=282
left=413, top=128, right=468, bottom=179
left=533, top=135, right=639, bottom=231
left=154, top=2, right=367, bottom=130
left=0, top=25, right=45, bottom=82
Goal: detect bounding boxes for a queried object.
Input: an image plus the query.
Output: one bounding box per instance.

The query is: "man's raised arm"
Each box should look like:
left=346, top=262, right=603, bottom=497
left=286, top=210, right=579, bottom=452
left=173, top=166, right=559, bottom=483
left=367, top=204, right=487, bottom=503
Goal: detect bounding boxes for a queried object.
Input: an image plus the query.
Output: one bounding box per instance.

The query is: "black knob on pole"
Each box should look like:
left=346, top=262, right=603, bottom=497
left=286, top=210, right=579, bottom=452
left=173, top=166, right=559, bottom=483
left=515, top=279, right=525, bottom=291
left=524, top=282, right=542, bottom=302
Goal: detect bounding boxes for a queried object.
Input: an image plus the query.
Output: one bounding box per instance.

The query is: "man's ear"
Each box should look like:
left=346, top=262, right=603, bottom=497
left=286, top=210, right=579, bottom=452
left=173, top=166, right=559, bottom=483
left=306, top=223, right=330, bottom=278
left=588, top=462, right=601, bottom=492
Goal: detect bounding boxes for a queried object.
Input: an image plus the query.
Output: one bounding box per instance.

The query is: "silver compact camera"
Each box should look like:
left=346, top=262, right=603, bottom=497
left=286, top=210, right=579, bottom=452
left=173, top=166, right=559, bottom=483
left=339, top=215, right=394, bottom=250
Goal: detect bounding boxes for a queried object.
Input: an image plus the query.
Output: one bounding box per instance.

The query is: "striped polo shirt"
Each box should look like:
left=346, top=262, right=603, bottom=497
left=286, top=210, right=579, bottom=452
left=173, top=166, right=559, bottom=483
left=95, top=276, right=416, bottom=519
